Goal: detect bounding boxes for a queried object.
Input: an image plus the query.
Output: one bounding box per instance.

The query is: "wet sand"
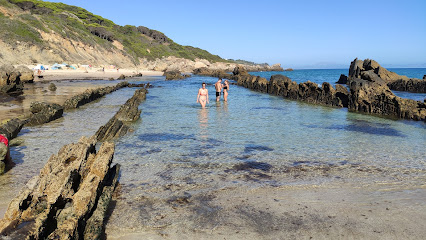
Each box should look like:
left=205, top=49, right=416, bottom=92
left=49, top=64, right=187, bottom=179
left=104, top=163, right=426, bottom=240
left=0, top=69, right=164, bottom=122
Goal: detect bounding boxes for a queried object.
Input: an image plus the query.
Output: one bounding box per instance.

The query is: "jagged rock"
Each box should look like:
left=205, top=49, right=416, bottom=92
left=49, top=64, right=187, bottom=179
left=348, top=78, right=426, bottom=120
left=64, top=82, right=129, bottom=109
left=117, top=74, right=126, bottom=80
left=348, top=58, right=424, bottom=93
left=15, top=65, right=34, bottom=83
left=233, top=66, right=249, bottom=76
left=26, top=102, right=64, bottom=126
left=96, top=88, right=148, bottom=141
left=163, top=70, right=189, bottom=80
left=336, top=74, right=348, bottom=84
left=0, top=64, right=24, bottom=95
left=0, top=136, right=120, bottom=239
left=48, top=83, right=57, bottom=91
left=423, top=75, right=426, bottom=80
left=0, top=118, right=27, bottom=140
left=387, top=78, right=426, bottom=93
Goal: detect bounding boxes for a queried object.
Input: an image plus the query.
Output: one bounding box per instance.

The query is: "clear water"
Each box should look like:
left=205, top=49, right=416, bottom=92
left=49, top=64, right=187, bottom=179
left=0, top=73, right=425, bottom=236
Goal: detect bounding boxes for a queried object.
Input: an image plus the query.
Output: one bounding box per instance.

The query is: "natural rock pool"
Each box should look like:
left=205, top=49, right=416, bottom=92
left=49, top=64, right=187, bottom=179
left=1, top=74, right=425, bottom=239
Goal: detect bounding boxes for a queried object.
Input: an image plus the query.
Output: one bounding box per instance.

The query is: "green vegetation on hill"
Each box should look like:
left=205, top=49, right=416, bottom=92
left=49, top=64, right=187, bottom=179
left=0, top=0, right=230, bottom=64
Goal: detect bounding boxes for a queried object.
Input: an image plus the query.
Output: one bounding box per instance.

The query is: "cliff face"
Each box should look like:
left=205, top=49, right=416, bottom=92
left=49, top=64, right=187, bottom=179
left=0, top=0, right=280, bottom=71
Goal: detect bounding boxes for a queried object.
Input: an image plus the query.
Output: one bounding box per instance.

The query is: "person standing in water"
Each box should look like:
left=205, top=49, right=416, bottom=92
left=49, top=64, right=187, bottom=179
left=223, top=79, right=230, bottom=102
left=214, top=78, right=223, bottom=102
left=197, top=82, right=209, bottom=108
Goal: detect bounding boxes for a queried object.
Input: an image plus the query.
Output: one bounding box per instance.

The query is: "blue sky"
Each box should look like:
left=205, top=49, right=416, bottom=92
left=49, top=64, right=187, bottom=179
left=50, top=0, right=426, bottom=69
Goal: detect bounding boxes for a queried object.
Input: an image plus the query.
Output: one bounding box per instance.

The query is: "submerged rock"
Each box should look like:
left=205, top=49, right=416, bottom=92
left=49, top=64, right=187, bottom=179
left=26, top=101, right=64, bottom=126
left=48, top=83, right=57, bottom=91
left=96, top=88, right=148, bottom=141
left=64, top=81, right=128, bottom=109
left=0, top=136, right=120, bottom=239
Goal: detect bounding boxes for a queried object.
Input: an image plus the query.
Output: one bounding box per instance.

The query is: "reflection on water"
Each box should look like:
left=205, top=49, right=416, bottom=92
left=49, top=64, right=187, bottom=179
left=198, top=108, right=209, bottom=141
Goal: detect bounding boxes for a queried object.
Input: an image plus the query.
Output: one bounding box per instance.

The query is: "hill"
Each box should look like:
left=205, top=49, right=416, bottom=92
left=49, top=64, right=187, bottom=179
left=0, top=0, right=231, bottom=68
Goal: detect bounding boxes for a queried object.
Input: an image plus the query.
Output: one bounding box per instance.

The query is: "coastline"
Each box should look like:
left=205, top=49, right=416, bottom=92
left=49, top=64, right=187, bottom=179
left=33, top=68, right=164, bottom=82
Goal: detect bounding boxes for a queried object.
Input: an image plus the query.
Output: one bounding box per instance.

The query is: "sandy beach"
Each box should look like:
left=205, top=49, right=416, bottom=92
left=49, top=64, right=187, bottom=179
left=0, top=68, right=164, bottom=122
left=34, top=68, right=164, bottom=82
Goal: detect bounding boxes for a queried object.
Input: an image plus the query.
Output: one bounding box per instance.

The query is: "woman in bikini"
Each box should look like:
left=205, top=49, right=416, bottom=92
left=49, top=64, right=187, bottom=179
left=196, top=82, right=209, bottom=108
left=223, top=79, right=230, bottom=102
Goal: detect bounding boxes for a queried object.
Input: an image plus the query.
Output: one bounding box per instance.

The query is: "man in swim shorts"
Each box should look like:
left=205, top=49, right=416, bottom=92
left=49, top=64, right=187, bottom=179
left=214, top=78, right=223, bottom=102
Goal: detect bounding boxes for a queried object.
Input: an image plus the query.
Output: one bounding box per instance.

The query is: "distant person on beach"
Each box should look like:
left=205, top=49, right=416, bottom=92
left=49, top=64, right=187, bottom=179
left=223, top=79, right=229, bottom=102
left=214, top=78, right=223, bottom=102
left=197, top=82, right=209, bottom=108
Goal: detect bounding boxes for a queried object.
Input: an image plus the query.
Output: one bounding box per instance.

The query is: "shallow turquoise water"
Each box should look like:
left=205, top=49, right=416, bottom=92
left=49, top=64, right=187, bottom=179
left=0, top=73, right=425, bottom=233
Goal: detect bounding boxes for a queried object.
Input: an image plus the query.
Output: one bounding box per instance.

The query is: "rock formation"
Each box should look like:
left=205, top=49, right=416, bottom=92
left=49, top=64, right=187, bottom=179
left=117, top=74, right=126, bottom=80
left=64, top=81, right=129, bottom=110
left=348, top=78, right=425, bottom=121
left=26, top=102, right=64, bottom=126
left=0, top=118, right=27, bottom=140
left=0, top=136, right=120, bottom=239
left=232, top=68, right=349, bottom=108
left=96, top=87, right=148, bottom=141
left=15, top=65, right=34, bottom=83
left=0, top=64, right=25, bottom=95
left=284, top=68, right=294, bottom=71
left=48, top=83, right=57, bottom=91
left=163, top=71, right=190, bottom=80
left=336, top=74, right=348, bottom=84
left=348, top=58, right=426, bottom=93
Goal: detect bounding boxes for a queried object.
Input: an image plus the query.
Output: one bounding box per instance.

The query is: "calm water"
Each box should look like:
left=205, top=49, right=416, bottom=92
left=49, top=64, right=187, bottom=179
left=0, top=71, right=425, bottom=236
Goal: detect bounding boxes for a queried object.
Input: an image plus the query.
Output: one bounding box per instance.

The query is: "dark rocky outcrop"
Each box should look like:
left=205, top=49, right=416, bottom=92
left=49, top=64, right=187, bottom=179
left=233, top=68, right=349, bottom=108
left=26, top=102, right=64, bottom=126
left=64, top=81, right=129, bottom=110
left=348, top=78, right=425, bottom=121
left=336, top=74, right=348, bottom=84
left=117, top=74, right=126, bottom=80
left=0, top=64, right=24, bottom=95
left=284, top=68, right=294, bottom=71
left=96, top=88, right=148, bottom=141
left=0, top=118, right=27, bottom=140
left=348, top=58, right=426, bottom=93
left=387, top=78, right=426, bottom=93
left=163, top=71, right=190, bottom=80
left=48, top=83, right=57, bottom=91
left=423, top=75, right=426, bottom=80
left=193, top=68, right=231, bottom=79
left=0, top=136, right=120, bottom=239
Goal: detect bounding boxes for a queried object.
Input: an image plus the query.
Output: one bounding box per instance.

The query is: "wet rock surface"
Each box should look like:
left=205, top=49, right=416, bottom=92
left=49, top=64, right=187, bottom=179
left=0, top=118, right=26, bottom=140
left=26, top=101, right=64, bottom=126
left=64, top=81, right=129, bottom=109
left=348, top=78, right=426, bottom=121
left=0, top=136, right=120, bottom=239
left=96, top=87, right=148, bottom=141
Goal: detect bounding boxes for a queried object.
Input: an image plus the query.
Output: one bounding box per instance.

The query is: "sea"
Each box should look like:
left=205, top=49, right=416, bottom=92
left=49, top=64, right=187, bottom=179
left=0, top=68, right=425, bottom=238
